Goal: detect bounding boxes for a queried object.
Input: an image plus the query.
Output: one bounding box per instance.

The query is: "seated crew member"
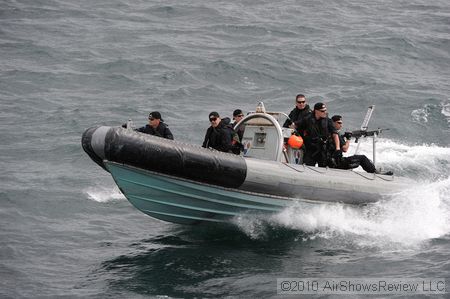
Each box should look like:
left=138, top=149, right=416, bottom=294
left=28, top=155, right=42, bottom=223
left=202, top=111, right=232, bottom=153
left=330, top=115, right=393, bottom=175
left=295, top=102, right=340, bottom=167
left=136, top=111, right=174, bottom=139
left=283, top=94, right=312, bottom=130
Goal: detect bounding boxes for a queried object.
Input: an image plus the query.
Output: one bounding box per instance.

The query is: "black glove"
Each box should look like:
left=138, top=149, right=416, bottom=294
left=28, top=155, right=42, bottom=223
left=343, top=132, right=352, bottom=140
left=121, top=123, right=127, bottom=128
left=333, top=149, right=343, bottom=162
left=328, top=149, right=343, bottom=168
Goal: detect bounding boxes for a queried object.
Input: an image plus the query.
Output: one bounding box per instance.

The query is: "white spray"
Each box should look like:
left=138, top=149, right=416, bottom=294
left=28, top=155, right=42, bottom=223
left=237, top=139, right=450, bottom=249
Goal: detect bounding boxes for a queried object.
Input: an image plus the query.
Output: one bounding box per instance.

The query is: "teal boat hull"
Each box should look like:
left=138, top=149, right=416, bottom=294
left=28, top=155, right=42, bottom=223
left=82, top=124, right=413, bottom=225
left=105, top=161, right=309, bottom=225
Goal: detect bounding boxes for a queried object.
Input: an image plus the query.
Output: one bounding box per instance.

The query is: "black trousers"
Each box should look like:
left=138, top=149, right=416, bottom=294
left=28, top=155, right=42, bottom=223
left=303, top=149, right=328, bottom=167
left=339, top=155, right=376, bottom=173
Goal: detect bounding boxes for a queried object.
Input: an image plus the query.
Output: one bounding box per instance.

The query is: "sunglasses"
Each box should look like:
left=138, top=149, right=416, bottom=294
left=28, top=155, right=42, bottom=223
left=236, top=114, right=244, bottom=117
left=209, top=117, right=218, bottom=122
left=149, top=117, right=155, bottom=121
left=336, top=121, right=343, bottom=124
left=296, top=100, right=306, bottom=104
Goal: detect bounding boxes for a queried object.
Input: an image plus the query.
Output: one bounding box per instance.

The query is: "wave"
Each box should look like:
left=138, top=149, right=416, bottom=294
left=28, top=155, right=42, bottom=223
left=442, top=102, right=450, bottom=127
left=411, top=100, right=450, bottom=128
left=235, top=138, right=450, bottom=248
left=347, top=137, right=450, bottom=180
left=84, top=186, right=125, bottom=203
left=235, top=177, right=450, bottom=249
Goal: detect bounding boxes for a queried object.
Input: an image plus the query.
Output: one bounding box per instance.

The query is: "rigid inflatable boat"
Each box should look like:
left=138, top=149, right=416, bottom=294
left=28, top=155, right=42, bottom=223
left=82, top=103, right=412, bottom=224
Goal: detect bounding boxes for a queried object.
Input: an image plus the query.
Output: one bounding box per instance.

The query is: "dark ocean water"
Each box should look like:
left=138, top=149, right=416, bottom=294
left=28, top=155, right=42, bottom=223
left=1, top=0, right=450, bottom=298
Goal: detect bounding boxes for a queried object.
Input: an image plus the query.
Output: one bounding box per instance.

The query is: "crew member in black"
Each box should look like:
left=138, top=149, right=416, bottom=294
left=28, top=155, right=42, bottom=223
left=136, top=111, right=174, bottom=140
left=295, top=102, right=340, bottom=167
left=231, top=109, right=245, bottom=142
left=283, top=94, right=312, bottom=129
left=330, top=115, right=392, bottom=175
left=202, top=111, right=232, bottom=153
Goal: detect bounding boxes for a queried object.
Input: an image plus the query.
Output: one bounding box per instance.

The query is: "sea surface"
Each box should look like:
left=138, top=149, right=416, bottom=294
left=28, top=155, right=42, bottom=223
left=1, top=0, right=450, bottom=298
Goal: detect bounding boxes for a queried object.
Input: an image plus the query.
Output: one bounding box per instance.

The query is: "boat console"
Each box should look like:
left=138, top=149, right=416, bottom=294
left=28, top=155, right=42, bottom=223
left=234, top=102, right=298, bottom=163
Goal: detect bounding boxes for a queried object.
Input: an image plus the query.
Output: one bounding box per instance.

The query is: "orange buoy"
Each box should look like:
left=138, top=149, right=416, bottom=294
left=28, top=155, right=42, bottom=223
left=288, top=134, right=303, bottom=149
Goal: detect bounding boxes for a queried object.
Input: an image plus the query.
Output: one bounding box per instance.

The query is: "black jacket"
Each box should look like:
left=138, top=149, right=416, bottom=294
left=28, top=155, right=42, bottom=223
left=136, top=122, right=174, bottom=140
left=296, top=114, right=337, bottom=149
left=202, top=120, right=231, bottom=152
left=283, top=105, right=312, bottom=128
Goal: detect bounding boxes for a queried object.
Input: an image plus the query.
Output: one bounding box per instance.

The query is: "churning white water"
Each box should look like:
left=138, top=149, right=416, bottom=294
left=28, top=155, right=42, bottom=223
left=85, top=185, right=125, bottom=203
left=237, top=139, right=450, bottom=249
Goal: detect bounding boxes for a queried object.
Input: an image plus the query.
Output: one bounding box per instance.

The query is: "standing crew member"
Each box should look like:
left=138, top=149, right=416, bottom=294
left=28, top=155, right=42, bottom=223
left=202, top=112, right=232, bottom=153
left=295, top=102, right=340, bottom=167
left=283, top=94, right=312, bottom=131
left=231, top=109, right=245, bottom=142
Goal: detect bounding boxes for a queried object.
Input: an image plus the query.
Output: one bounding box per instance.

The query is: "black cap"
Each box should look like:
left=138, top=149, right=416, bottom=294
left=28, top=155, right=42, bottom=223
left=314, top=102, right=326, bottom=111
left=209, top=111, right=220, bottom=119
left=233, top=109, right=243, bottom=117
left=149, top=111, right=163, bottom=122
left=331, top=115, right=342, bottom=122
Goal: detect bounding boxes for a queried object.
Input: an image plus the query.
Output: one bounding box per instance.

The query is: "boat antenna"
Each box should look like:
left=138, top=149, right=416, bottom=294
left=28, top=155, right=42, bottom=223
left=256, top=101, right=266, bottom=113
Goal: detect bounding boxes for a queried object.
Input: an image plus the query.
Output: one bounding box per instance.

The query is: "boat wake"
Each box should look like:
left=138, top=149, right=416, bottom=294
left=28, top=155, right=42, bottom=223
left=235, top=139, right=450, bottom=249
left=348, top=137, right=450, bottom=180
left=84, top=185, right=125, bottom=203
left=235, top=178, right=450, bottom=249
